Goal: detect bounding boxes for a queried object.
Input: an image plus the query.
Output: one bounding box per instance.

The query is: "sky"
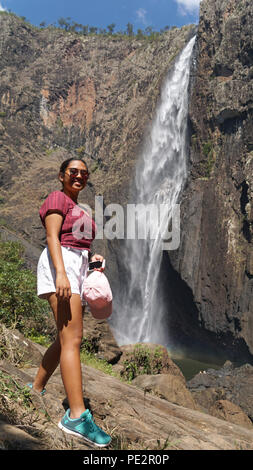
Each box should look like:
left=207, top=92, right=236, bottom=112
left=0, top=0, right=201, bottom=32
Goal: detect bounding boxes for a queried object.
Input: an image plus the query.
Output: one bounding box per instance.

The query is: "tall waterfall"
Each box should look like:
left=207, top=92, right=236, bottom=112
left=110, top=36, right=196, bottom=348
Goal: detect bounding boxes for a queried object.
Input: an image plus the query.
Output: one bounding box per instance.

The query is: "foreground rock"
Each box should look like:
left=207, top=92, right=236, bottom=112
left=132, top=374, right=197, bottom=411
left=1, top=356, right=253, bottom=450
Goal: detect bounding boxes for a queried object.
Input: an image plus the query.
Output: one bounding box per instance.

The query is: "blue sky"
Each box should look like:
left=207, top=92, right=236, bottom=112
left=0, top=0, right=201, bottom=32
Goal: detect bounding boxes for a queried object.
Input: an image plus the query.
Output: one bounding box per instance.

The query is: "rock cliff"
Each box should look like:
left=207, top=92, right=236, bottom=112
left=167, top=0, right=253, bottom=364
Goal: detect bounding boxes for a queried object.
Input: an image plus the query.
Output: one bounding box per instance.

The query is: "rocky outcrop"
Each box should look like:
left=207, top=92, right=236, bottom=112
left=114, top=343, right=186, bottom=378
left=187, top=360, right=253, bottom=424
left=2, top=321, right=253, bottom=449
left=167, top=0, right=253, bottom=363
left=209, top=400, right=253, bottom=430
left=1, top=352, right=253, bottom=450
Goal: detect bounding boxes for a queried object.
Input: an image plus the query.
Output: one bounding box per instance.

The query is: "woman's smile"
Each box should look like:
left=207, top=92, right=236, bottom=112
left=72, top=179, right=83, bottom=186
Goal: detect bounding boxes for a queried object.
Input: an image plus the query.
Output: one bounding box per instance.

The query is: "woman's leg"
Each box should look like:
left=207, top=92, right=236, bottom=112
left=33, top=293, right=86, bottom=419
left=32, top=334, right=61, bottom=392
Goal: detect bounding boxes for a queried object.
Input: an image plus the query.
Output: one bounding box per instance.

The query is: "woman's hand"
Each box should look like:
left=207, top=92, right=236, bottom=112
left=55, top=271, right=72, bottom=300
left=90, top=253, right=104, bottom=272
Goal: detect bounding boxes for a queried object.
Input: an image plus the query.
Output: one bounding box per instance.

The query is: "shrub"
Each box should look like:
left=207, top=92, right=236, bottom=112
left=0, top=238, right=49, bottom=335
left=121, top=344, right=164, bottom=381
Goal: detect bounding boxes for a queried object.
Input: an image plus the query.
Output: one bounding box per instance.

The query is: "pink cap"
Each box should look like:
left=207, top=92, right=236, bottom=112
left=82, top=271, right=113, bottom=319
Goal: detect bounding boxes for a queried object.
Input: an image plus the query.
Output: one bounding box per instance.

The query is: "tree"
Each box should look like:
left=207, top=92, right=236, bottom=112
left=57, top=17, right=72, bottom=31
left=126, top=22, right=134, bottom=36
left=69, top=22, right=83, bottom=33
left=144, top=26, right=153, bottom=36
left=89, top=26, right=98, bottom=34
left=58, top=17, right=68, bottom=30
left=81, top=25, right=89, bottom=35
left=136, top=28, right=144, bottom=39
left=107, top=23, right=116, bottom=34
left=160, top=25, right=170, bottom=33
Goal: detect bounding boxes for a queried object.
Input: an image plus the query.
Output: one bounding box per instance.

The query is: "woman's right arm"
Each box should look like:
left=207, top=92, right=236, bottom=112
left=45, top=212, right=72, bottom=300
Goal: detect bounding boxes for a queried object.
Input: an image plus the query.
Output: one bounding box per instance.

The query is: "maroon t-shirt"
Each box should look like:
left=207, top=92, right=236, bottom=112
left=39, top=190, right=96, bottom=251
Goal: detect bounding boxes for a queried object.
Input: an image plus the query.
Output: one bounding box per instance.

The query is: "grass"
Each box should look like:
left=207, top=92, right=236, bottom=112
left=26, top=329, right=52, bottom=348
left=0, top=371, right=32, bottom=410
left=80, top=349, right=117, bottom=375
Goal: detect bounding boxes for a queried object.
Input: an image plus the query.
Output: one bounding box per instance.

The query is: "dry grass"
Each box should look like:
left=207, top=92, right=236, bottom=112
left=0, top=324, right=26, bottom=366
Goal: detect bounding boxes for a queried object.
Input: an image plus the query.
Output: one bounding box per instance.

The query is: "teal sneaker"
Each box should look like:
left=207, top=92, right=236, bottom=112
left=58, top=409, right=111, bottom=447
left=26, top=382, right=46, bottom=396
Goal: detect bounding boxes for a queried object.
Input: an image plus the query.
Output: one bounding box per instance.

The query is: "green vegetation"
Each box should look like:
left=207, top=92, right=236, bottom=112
left=80, top=335, right=120, bottom=378
left=49, top=16, right=173, bottom=40
left=120, top=344, right=164, bottom=381
left=26, top=328, right=51, bottom=347
left=0, top=371, right=32, bottom=410
left=0, top=238, right=49, bottom=336
left=0, top=371, right=31, bottom=408
left=80, top=349, right=117, bottom=377
left=202, top=140, right=212, bottom=157
left=201, top=140, right=215, bottom=178
left=0, top=369, right=51, bottom=448
left=0, top=10, right=174, bottom=42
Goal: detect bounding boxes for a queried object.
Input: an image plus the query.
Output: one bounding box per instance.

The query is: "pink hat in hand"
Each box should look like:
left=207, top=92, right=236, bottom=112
left=82, top=271, right=113, bottom=320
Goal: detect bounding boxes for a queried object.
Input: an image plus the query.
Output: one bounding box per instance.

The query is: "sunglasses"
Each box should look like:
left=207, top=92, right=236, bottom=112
left=66, top=168, right=89, bottom=179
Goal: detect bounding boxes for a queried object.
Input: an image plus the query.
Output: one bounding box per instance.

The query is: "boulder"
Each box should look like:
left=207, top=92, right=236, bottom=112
left=132, top=373, right=197, bottom=410
left=209, top=400, right=253, bottom=430
left=187, top=362, right=253, bottom=422
left=82, top=310, right=122, bottom=364
left=114, top=343, right=185, bottom=380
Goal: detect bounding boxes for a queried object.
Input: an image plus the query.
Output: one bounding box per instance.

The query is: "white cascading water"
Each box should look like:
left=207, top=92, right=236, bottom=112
left=110, top=36, right=196, bottom=348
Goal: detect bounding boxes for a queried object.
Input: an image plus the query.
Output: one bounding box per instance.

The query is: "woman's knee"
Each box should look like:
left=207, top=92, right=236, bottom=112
left=59, top=328, right=83, bottom=349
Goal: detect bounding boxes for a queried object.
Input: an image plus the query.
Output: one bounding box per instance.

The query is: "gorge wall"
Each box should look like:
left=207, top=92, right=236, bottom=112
left=0, top=1, right=252, bottom=365
left=168, top=0, right=253, bottom=363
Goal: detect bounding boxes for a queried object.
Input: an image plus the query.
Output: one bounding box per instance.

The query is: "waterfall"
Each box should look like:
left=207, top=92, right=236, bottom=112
left=110, top=36, right=196, bottom=348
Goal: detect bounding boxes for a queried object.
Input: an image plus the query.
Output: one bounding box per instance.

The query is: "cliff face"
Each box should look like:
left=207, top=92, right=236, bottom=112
left=168, top=0, right=253, bottom=362
left=0, top=12, right=194, bottom=260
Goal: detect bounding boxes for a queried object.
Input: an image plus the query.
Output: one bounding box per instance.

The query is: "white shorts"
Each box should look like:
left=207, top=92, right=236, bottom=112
left=37, top=245, right=89, bottom=305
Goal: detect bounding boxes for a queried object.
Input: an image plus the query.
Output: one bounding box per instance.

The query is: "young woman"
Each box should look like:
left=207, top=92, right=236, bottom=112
left=29, top=157, right=111, bottom=447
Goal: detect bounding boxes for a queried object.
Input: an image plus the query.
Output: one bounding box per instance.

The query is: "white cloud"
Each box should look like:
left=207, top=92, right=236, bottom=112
left=175, top=0, right=201, bottom=15
left=136, top=8, right=148, bottom=26
left=0, top=2, right=6, bottom=12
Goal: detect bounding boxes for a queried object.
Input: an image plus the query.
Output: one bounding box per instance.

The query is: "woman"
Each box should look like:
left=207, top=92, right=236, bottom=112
left=29, top=156, right=111, bottom=447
